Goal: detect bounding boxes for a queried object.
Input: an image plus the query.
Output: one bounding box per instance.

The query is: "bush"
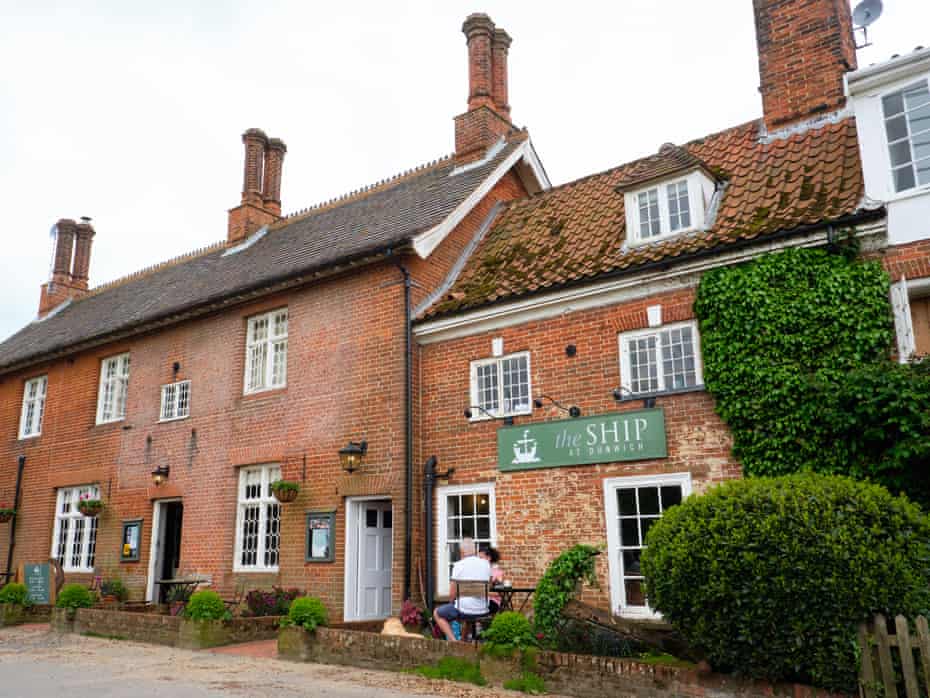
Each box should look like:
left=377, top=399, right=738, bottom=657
left=400, top=599, right=423, bottom=627
left=243, top=587, right=299, bottom=617
left=533, top=544, right=600, bottom=640
left=480, top=611, right=537, bottom=652
left=56, top=583, right=95, bottom=610
left=184, top=590, right=229, bottom=621
left=0, top=583, right=31, bottom=607
left=414, top=657, right=485, bottom=686
left=100, top=579, right=128, bottom=602
left=285, top=596, right=328, bottom=632
left=641, top=474, right=930, bottom=691
left=503, top=671, right=546, bottom=694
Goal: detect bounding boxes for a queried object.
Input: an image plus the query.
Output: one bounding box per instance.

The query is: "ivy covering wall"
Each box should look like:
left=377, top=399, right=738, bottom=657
left=694, top=246, right=930, bottom=507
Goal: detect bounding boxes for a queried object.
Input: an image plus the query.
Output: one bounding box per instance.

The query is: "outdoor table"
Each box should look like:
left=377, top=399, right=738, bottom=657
left=491, top=585, right=536, bottom=613
left=155, top=576, right=209, bottom=608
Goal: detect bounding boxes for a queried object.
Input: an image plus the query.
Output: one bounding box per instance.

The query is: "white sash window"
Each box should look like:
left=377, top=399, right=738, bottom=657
left=160, top=380, right=191, bottom=421
left=234, top=465, right=282, bottom=572
left=51, top=485, right=100, bottom=573
left=19, top=375, right=47, bottom=439
left=96, top=353, right=131, bottom=424
left=244, top=309, right=288, bottom=394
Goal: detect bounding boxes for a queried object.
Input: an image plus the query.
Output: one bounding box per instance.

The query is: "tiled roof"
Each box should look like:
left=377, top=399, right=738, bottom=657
left=613, top=143, right=714, bottom=189
left=424, top=117, right=869, bottom=319
left=0, top=137, right=525, bottom=372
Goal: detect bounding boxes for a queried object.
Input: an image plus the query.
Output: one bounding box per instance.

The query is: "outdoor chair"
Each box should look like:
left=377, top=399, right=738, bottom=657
left=222, top=579, right=247, bottom=612
left=451, top=578, right=496, bottom=645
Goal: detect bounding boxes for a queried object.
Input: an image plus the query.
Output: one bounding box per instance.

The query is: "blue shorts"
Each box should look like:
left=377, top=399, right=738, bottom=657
left=435, top=601, right=498, bottom=621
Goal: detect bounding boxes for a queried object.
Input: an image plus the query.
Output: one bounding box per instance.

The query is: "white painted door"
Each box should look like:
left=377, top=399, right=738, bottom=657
left=356, top=501, right=393, bottom=619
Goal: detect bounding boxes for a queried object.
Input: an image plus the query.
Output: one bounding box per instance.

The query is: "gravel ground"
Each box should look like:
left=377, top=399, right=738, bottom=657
left=0, top=624, right=565, bottom=698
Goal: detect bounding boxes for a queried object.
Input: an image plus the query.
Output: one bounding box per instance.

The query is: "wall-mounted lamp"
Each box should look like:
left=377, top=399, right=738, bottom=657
left=612, top=387, right=657, bottom=409
left=172, top=361, right=181, bottom=376
left=339, top=441, right=368, bottom=473
left=464, top=405, right=514, bottom=426
left=151, top=465, right=170, bottom=486
left=565, top=344, right=577, bottom=357
left=533, top=395, right=581, bottom=418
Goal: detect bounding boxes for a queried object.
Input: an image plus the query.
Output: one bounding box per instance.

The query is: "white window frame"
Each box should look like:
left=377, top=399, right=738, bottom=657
left=880, top=78, right=930, bottom=195
left=19, top=375, right=47, bottom=439
left=233, top=464, right=282, bottom=573
left=627, top=178, right=699, bottom=244
left=436, top=483, right=497, bottom=596
left=603, top=472, right=692, bottom=619
left=618, top=320, right=704, bottom=396
left=243, top=308, right=289, bottom=395
left=159, top=380, right=191, bottom=422
left=96, top=352, right=131, bottom=424
left=468, top=351, right=532, bottom=421
left=50, top=484, right=100, bottom=573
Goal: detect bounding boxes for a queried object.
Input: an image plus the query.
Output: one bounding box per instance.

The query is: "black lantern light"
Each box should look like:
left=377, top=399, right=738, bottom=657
left=151, top=465, right=170, bottom=486
left=464, top=405, right=514, bottom=426
left=339, top=441, right=368, bottom=473
left=612, top=386, right=657, bottom=409
left=533, top=394, right=581, bottom=418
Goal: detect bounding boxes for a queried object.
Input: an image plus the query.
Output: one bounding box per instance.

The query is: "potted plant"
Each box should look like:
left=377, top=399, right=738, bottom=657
left=0, top=506, right=14, bottom=524
left=271, top=480, right=299, bottom=504
left=99, top=579, right=128, bottom=605
left=400, top=599, right=423, bottom=634
left=77, top=492, right=104, bottom=517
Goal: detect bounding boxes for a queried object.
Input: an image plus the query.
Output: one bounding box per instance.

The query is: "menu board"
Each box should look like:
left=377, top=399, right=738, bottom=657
left=24, top=563, right=50, bottom=605
left=306, top=512, right=335, bottom=562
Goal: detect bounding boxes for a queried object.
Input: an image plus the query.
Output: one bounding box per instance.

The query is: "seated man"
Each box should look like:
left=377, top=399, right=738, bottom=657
left=433, top=547, right=492, bottom=642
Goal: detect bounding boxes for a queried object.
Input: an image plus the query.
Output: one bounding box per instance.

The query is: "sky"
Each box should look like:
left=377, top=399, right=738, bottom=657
left=0, top=0, right=927, bottom=341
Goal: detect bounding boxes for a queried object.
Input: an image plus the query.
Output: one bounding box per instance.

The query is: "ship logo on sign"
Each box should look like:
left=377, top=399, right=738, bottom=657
left=512, top=430, right=541, bottom=465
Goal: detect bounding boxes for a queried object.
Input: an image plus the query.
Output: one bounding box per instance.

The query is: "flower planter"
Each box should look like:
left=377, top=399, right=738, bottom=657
left=272, top=488, right=298, bottom=503
left=0, top=511, right=14, bottom=524
left=78, top=502, right=103, bottom=517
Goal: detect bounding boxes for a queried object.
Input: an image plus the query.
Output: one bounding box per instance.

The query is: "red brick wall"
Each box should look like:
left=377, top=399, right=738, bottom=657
left=414, top=286, right=740, bottom=612
left=878, top=239, right=930, bottom=281
left=753, top=0, right=856, bottom=131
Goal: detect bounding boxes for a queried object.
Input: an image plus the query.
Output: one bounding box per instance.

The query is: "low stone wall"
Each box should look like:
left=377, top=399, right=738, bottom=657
left=54, top=608, right=281, bottom=649
left=278, top=627, right=847, bottom=698
left=0, top=604, right=52, bottom=627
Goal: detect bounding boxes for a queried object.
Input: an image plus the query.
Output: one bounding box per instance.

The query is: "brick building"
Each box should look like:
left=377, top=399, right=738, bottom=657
left=412, top=0, right=929, bottom=620
left=1, top=0, right=928, bottom=625
left=0, top=14, right=547, bottom=621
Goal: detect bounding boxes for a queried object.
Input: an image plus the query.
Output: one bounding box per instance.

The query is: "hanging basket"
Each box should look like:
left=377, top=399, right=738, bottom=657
left=272, top=482, right=299, bottom=503
left=0, top=510, right=14, bottom=524
left=78, top=500, right=104, bottom=517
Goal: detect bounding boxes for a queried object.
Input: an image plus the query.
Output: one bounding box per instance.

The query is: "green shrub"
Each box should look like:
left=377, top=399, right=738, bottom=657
left=100, top=579, right=128, bottom=602
left=641, top=473, right=930, bottom=691
left=414, top=657, right=485, bottom=686
left=480, top=611, right=537, bottom=652
left=503, top=671, right=547, bottom=694
left=284, top=596, right=328, bottom=632
left=533, top=544, right=600, bottom=640
left=184, top=590, right=229, bottom=621
left=56, top=583, right=95, bottom=609
left=0, top=583, right=31, bottom=607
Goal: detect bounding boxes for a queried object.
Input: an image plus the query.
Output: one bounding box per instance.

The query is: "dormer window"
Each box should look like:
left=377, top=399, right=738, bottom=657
left=882, top=79, right=930, bottom=193
left=636, top=180, right=692, bottom=241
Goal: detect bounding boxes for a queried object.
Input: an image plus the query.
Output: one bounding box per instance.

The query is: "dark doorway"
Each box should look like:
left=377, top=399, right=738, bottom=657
left=157, top=502, right=183, bottom=602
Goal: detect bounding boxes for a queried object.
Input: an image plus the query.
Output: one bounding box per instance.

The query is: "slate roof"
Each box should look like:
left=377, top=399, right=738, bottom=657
left=0, top=137, right=525, bottom=372
left=424, top=117, right=871, bottom=319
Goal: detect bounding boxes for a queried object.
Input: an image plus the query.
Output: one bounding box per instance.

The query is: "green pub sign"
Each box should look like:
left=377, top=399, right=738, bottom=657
left=498, top=408, right=667, bottom=471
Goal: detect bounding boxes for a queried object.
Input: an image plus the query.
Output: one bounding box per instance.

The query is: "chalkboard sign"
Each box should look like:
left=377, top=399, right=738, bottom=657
left=24, top=563, right=50, bottom=605
left=305, top=511, right=335, bottom=562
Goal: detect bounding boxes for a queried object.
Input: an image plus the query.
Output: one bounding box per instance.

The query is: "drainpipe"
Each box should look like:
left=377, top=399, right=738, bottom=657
left=5, top=456, right=25, bottom=581
left=393, top=257, right=414, bottom=602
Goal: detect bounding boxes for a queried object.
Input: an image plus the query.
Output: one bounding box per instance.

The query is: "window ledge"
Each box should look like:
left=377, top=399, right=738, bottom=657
left=157, top=415, right=190, bottom=424
left=618, top=385, right=706, bottom=402
left=468, top=410, right=531, bottom=424
left=886, top=183, right=930, bottom=205
left=232, top=567, right=280, bottom=574
left=627, top=225, right=702, bottom=247
left=17, top=433, right=41, bottom=442
left=240, top=387, right=287, bottom=402
left=89, top=420, right=127, bottom=432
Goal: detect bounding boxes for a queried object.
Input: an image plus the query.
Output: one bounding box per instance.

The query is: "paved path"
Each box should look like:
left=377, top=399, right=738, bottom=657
left=0, top=624, right=536, bottom=698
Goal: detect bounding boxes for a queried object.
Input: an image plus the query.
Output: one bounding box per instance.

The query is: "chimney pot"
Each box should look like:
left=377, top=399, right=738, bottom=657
left=228, top=129, right=285, bottom=244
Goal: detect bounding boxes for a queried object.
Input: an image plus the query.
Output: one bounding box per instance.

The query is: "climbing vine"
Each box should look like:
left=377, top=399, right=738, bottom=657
left=695, top=246, right=930, bottom=506
left=533, top=544, right=600, bottom=640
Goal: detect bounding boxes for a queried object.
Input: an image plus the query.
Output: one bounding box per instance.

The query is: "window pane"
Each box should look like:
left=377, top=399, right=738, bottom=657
left=914, top=132, right=930, bottom=161
left=638, top=487, right=660, bottom=515
left=918, top=158, right=930, bottom=186
left=382, top=509, right=392, bottom=529
left=366, top=509, right=379, bottom=528
left=476, top=363, right=499, bottom=413
left=462, top=495, right=475, bottom=516
left=904, top=82, right=930, bottom=111
left=667, top=181, right=690, bottom=231
left=889, top=140, right=912, bottom=167
left=660, top=486, right=683, bottom=509
left=641, top=516, right=657, bottom=542
left=628, top=336, right=659, bottom=394
left=908, top=103, right=930, bottom=136
left=620, top=518, right=639, bottom=547
left=638, top=188, right=661, bottom=239
left=271, top=340, right=287, bottom=386
left=448, top=517, right=460, bottom=539
left=502, top=355, right=530, bottom=415
left=461, top=517, right=475, bottom=538
left=883, top=90, right=905, bottom=117
left=623, top=549, right=642, bottom=575
left=624, top=579, right=646, bottom=606
left=660, top=327, right=697, bottom=390
left=895, top=165, right=917, bottom=192
left=448, top=496, right=460, bottom=517
left=476, top=516, right=490, bottom=539
left=476, top=493, right=490, bottom=515
left=264, top=503, right=280, bottom=567
left=886, top=115, right=908, bottom=142
left=617, top=488, right=637, bottom=515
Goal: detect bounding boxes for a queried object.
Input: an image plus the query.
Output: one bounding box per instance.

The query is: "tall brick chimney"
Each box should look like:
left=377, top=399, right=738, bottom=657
left=38, top=217, right=94, bottom=317
left=227, top=128, right=287, bottom=244
left=753, top=0, right=857, bottom=132
left=454, top=14, right=515, bottom=164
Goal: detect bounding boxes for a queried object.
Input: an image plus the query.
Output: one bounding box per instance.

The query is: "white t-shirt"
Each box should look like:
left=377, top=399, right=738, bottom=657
left=451, top=556, right=491, bottom=615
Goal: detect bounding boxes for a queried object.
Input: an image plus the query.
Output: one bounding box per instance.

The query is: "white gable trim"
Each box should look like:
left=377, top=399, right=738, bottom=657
left=412, top=139, right=550, bottom=259
left=413, top=220, right=886, bottom=344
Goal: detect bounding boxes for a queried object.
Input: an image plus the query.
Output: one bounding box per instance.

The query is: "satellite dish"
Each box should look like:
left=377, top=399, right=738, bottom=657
left=852, top=0, right=883, bottom=28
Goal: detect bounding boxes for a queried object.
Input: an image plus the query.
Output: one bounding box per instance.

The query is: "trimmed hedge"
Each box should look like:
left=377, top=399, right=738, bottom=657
left=56, top=584, right=94, bottom=609
left=480, top=611, right=536, bottom=652
left=184, top=590, right=229, bottom=621
left=285, top=597, right=327, bottom=632
left=0, top=583, right=30, bottom=606
left=641, top=474, right=930, bottom=691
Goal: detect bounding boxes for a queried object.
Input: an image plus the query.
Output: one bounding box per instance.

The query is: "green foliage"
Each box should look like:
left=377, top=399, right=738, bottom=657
left=413, top=657, right=485, bottom=686
left=283, top=596, right=328, bottom=632
left=100, top=579, right=128, bottom=602
left=693, top=248, right=930, bottom=502
left=551, top=618, right=641, bottom=658
left=637, top=651, right=696, bottom=669
left=640, top=473, right=930, bottom=691
left=533, top=544, right=600, bottom=640
left=0, top=583, right=31, bottom=607
left=480, top=611, right=537, bottom=652
left=56, top=583, right=95, bottom=609
left=184, top=590, right=230, bottom=621
left=271, top=480, right=299, bottom=493
left=504, top=671, right=547, bottom=694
